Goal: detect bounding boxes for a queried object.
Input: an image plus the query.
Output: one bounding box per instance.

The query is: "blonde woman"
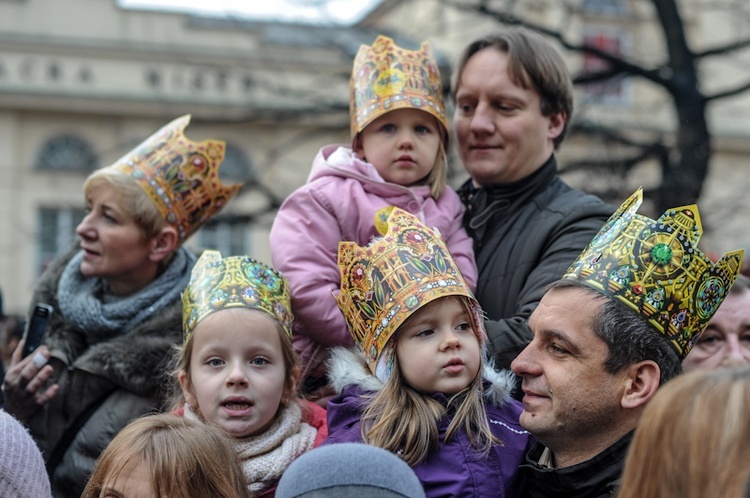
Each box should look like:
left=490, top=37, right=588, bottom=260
left=2, top=115, right=240, bottom=497
left=618, top=365, right=750, bottom=498
left=82, top=414, right=250, bottom=498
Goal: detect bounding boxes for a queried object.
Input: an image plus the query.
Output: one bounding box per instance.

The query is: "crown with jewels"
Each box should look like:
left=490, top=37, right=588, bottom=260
left=563, top=188, right=744, bottom=359
left=182, top=250, right=294, bottom=342
left=350, top=35, right=447, bottom=141
left=110, top=115, right=242, bottom=241
left=336, top=208, right=479, bottom=374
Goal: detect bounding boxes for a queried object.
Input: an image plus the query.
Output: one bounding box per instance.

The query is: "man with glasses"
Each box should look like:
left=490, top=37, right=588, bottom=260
left=683, top=274, right=750, bottom=372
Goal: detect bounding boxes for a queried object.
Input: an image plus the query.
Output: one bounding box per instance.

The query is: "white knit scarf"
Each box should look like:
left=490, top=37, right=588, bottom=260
left=184, top=403, right=317, bottom=493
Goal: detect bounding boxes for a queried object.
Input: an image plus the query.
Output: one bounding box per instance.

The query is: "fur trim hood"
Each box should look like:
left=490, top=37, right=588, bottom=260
left=327, top=347, right=516, bottom=407
left=30, top=244, right=183, bottom=396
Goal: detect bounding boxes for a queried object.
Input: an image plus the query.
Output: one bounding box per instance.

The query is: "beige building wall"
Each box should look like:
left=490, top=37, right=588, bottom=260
left=1, top=0, right=749, bottom=314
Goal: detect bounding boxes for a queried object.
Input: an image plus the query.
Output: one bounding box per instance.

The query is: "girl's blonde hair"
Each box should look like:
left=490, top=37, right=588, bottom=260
left=617, top=365, right=750, bottom=498
left=83, top=167, right=169, bottom=240
left=170, top=309, right=302, bottom=414
left=426, top=141, right=447, bottom=200
left=361, top=296, right=496, bottom=466
left=81, top=414, right=250, bottom=498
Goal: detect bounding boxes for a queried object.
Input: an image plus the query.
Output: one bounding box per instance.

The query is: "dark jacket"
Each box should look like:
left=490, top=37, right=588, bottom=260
left=322, top=348, right=533, bottom=498
left=24, top=246, right=184, bottom=498
left=458, top=155, right=613, bottom=369
left=520, top=432, right=633, bottom=498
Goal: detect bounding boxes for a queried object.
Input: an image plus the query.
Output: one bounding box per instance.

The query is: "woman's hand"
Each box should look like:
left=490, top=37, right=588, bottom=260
left=1, top=340, right=59, bottom=422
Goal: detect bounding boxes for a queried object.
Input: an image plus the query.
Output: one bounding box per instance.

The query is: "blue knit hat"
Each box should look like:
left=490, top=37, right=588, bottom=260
left=276, top=443, right=425, bottom=498
left=0, top=410, right=51, bottom=498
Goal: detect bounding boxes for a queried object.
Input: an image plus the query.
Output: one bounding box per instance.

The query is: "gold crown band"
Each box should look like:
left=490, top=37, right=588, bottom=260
left=350, top=35, right=447, bottom=141
left=564, top=188, right=743, bottom=358
left=336, top=208, right=477, bottom=374
left=182, top=250, right=294, bottom=342
left=110, top=115, right=241, bottom=241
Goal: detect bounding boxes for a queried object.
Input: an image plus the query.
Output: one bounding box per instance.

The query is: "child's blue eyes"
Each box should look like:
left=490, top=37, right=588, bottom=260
left=205, top=357, right=269, bottom=366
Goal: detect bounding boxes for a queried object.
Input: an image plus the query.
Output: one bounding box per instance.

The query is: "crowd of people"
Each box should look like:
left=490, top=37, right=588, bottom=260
left=1, top=26, right=748, bottom=498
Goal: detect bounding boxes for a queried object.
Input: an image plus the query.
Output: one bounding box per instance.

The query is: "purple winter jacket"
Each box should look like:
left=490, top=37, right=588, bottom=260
left=322, top=348, right=533, bottom=498
left=269, top=145, right=477, bottom=375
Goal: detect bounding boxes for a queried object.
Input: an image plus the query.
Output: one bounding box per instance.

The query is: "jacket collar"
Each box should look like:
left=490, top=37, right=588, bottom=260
left=458, top=155, right=557, bottom=232
left=520, top=431, right=633, bottom=497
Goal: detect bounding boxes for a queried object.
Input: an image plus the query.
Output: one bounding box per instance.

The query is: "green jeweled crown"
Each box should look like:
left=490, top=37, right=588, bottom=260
left=182, top=250, right=293, bottom=342
left=335, top=208, right=476, bottom=374
left=563, top=188, right=743, bottom=359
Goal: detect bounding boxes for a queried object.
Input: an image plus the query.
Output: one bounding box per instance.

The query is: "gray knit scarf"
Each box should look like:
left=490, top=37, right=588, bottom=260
left=57, top=247, right=196, bottom=344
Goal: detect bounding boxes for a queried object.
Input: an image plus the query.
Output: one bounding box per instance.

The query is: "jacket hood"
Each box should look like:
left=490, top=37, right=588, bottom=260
left=307, top=145, right=432, bottom=199
left=307, top=144, right=380, bottom=184
left=327, top=347, right=516, bottom=407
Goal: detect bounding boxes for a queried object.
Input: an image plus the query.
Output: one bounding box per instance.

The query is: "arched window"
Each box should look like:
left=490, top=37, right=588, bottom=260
left=219, top=143, right=255, bottom=184
left=35, top=134, right=97, bottom=172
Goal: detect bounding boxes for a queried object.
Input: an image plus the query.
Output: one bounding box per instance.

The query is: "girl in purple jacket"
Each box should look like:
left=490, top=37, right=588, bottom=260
left=269, top=35, right=477, bottom=400
left=323, top=208, right=531, bottom=498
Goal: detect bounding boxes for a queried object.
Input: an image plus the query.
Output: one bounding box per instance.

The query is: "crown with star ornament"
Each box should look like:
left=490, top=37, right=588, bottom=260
left=182, top=250, right=293, bottom=342
left=109, top=115, right=242, bottom=241
left=336, top=208, right=482, bottom=375
left=350, top=35, right=447, bottom=142
left=563, top=188, right=744, bottom=359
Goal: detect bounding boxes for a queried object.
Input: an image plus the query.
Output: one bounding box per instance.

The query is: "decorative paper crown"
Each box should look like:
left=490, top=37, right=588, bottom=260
left=182, top=250, right=294, bottom=342
left=563, top=188, right=743, bottom=359
left=336, top=208, right=477, bottom=374
left=350, top=35, right=447, bottom=141
left=110, top=115, right=242, bottom=241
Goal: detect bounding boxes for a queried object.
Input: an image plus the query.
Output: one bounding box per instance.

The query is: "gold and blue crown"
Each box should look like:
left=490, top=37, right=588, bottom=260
left=336, top=208, right=477, bottom=374
left=110, top=115, right=242, bottom=241
left=564, top=188, right=743, bottom=359
left=182, top=250, right=294, bottom=342
left=350, top=35, right=447, bottom=141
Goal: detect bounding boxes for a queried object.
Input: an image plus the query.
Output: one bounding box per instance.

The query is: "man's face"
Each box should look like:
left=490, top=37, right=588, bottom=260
left=453, top=48, right=565, bottom=187
left=683, top=291, right=750, bottom=372
left=511, top=287, right=629, bottom=465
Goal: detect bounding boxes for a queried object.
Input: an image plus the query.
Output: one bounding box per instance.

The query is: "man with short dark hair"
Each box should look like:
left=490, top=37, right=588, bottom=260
left=513, top=188, right=744, bottom=497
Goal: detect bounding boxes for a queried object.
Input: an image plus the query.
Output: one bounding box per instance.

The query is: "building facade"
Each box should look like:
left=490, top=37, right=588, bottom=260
left=2, top=0, right=749, bottom=313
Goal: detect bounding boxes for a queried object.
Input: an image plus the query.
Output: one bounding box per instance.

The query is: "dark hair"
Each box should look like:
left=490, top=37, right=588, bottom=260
left=548, top=280, right=683, bottom=384
left=451, top=27, right=574, bottom=148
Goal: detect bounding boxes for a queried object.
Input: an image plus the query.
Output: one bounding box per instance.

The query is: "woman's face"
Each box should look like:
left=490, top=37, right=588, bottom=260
left=76, top=183, right=159, bottom=296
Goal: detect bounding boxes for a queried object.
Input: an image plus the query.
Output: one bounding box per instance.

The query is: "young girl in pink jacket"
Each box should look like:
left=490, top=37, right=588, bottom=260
left=269, top=35, right=477, bottom=401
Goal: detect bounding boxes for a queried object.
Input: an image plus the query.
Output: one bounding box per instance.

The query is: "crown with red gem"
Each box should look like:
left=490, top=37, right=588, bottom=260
left=110, top=115, right=241, bottom=241
left=350, top=35, right=447, bottom=142
left=182, top=250, right=293, bottom=342
left=563, top=188, right=744, bottom=359
left=336, top=208, right=481, bottom=374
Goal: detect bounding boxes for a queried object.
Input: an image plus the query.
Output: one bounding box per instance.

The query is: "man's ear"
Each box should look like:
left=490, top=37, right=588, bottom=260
left=621, top=360, right=661, bottom=410
left=547, top=112, right=566, bottom=141
left=149, top=226, right=179, bottom=263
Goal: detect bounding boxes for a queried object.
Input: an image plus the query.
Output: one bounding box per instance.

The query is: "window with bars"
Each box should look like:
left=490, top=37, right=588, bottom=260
left=198, top=220, right=250, bottom=257
left=35, top=135, right=98, bottom=172
left=36, top=207, right=86, bottom=275
left=580, top=30, right=630, bottom=105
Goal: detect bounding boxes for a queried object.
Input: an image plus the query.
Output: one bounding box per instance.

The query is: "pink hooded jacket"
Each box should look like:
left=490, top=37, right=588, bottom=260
left=269, top=144, right=477, bottom=375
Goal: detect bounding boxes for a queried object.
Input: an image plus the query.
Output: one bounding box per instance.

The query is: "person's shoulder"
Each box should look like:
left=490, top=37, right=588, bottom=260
left=542, top=179, right=615, bottom=218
